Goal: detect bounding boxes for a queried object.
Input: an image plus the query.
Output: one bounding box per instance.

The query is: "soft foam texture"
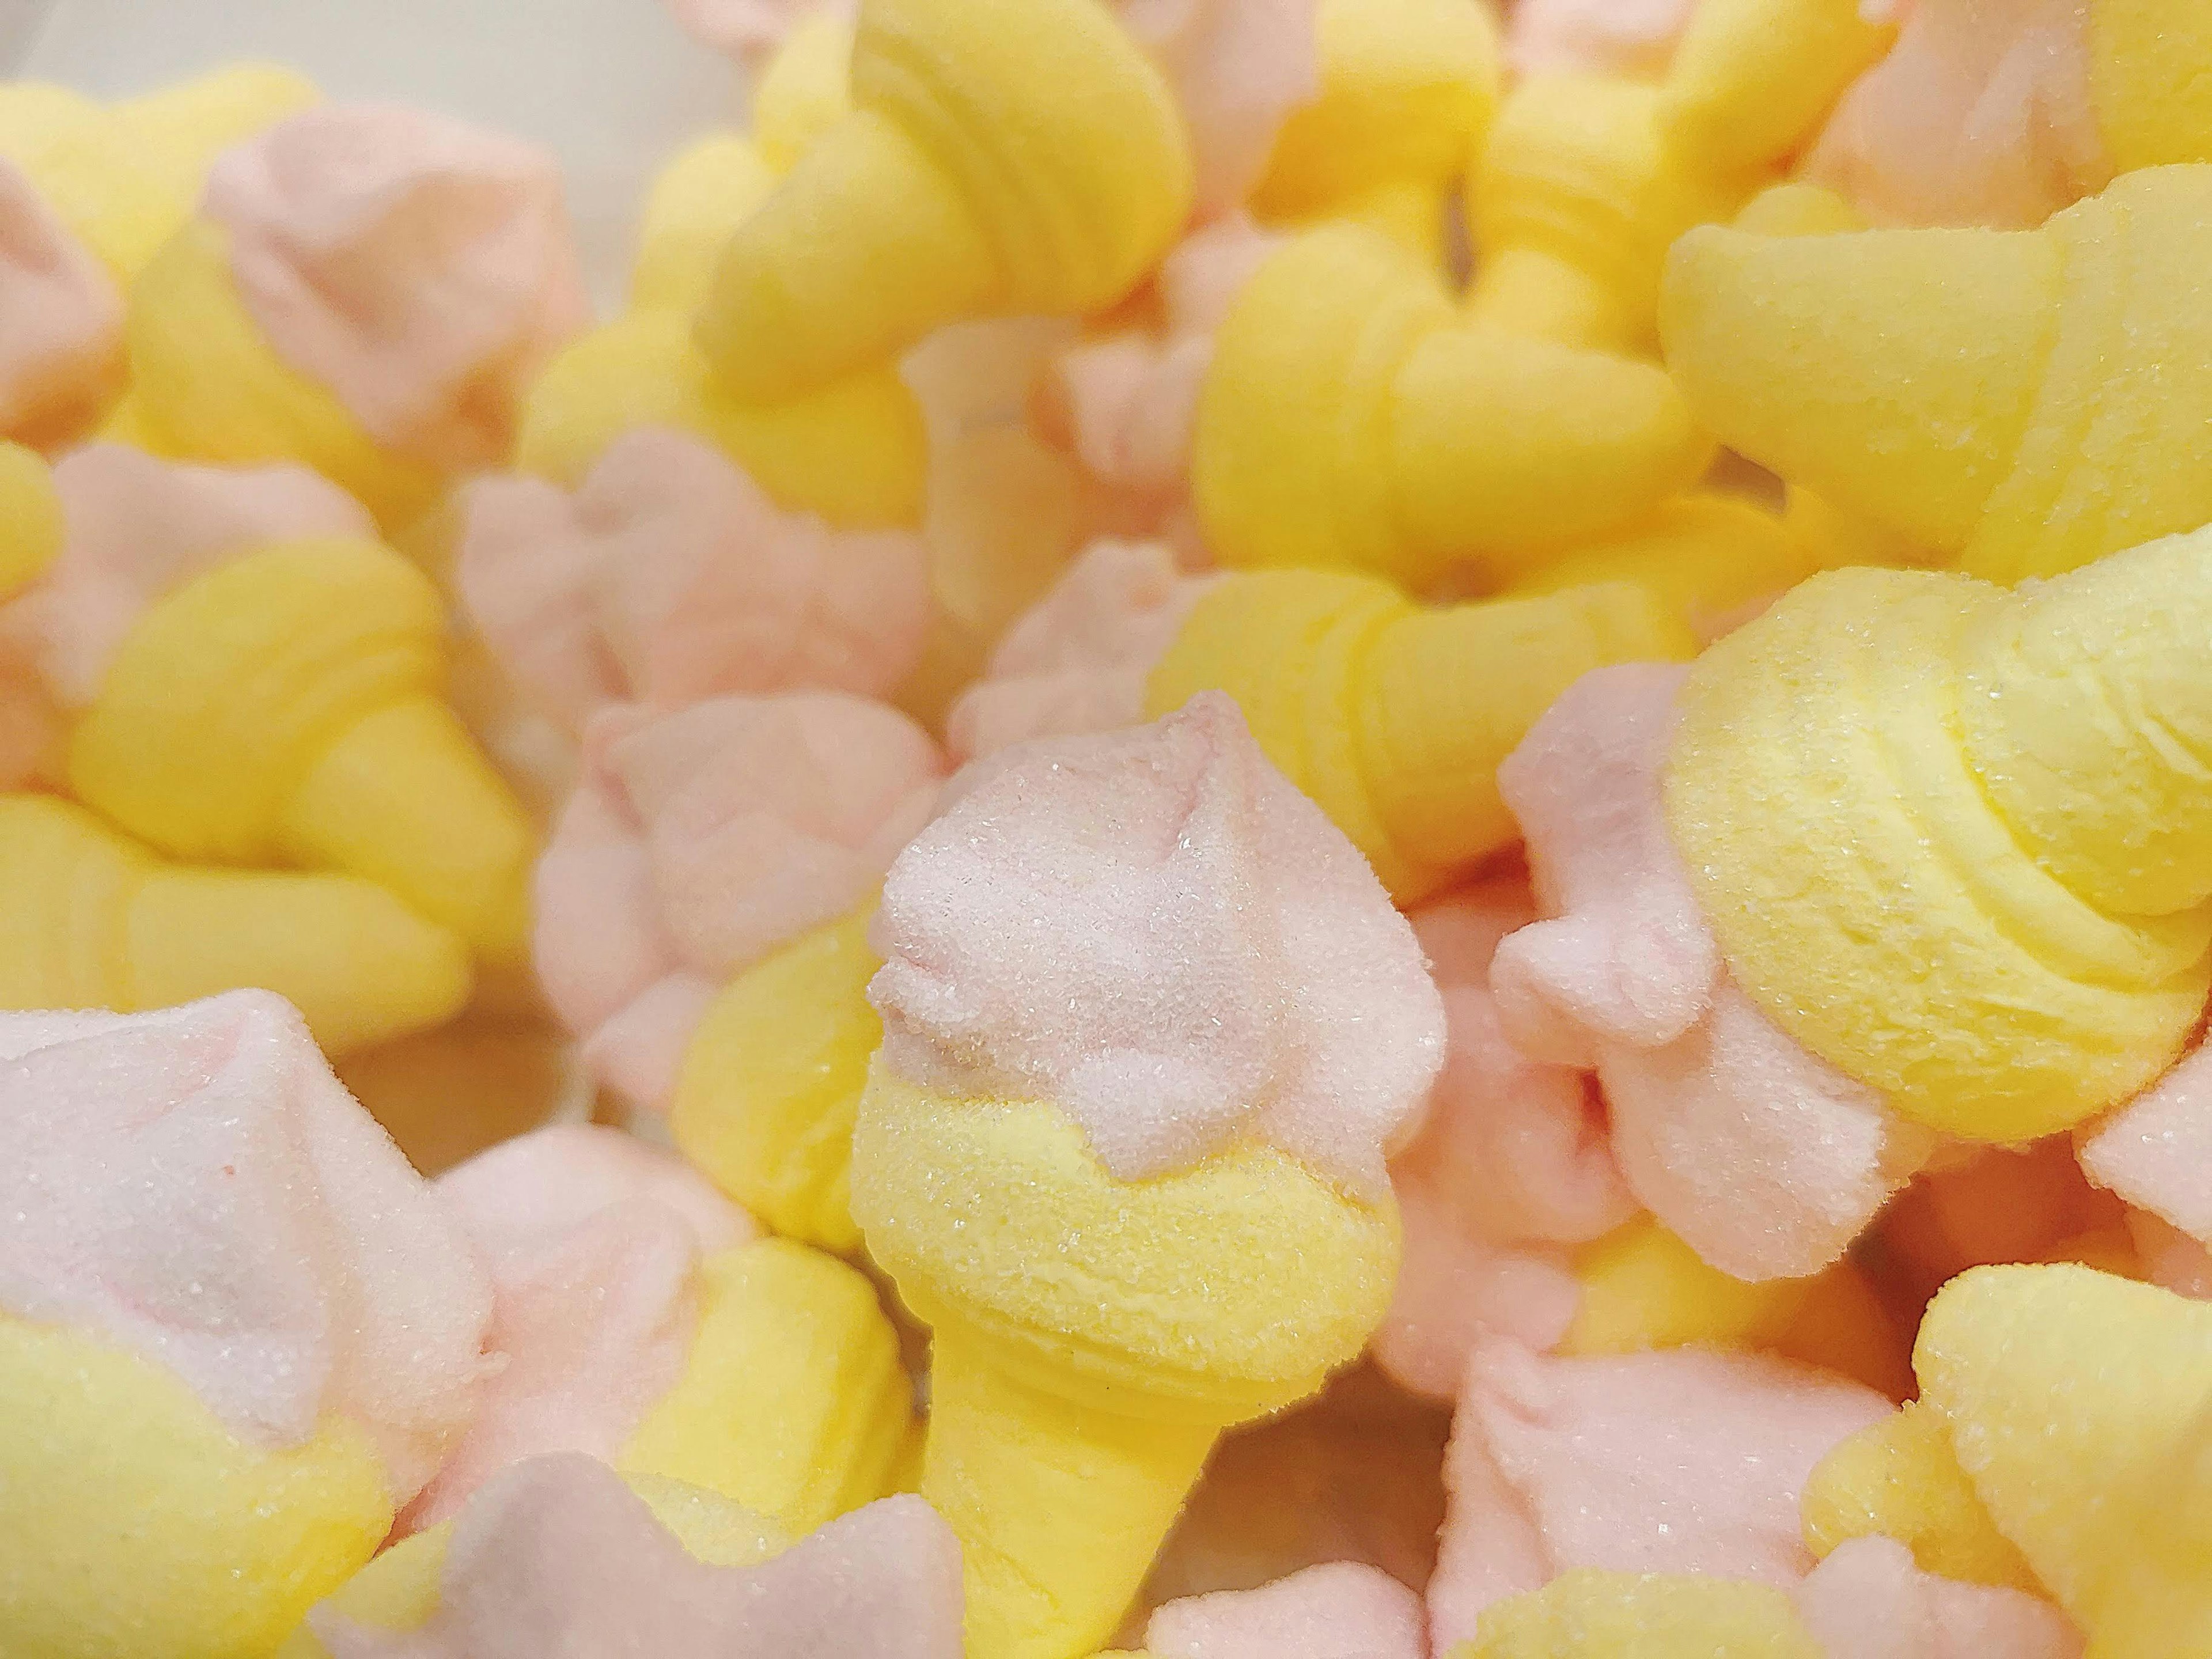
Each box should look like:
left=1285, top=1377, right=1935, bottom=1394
left=2080, top=1042, right=2212, bottom=1251
left=0, top=155, right=122, bottom=446
left=1492, top=665, right=1932, bottom=1281
left=1376, top=880, right=1636, bottom=1400
left=459, top=429, right=931, bottom=736
left=406, top=1127, right=756, bottom=1528
left=536, top=691, right=944, bottom=1112
left=871, top=690, right=1444, bottom=1196
left=314, top=1455, right=965, bottom=1658
left=1429, top=1339, right=1891, bottom=1649
left=1794, top=1535, right=2085, bottom=1659
left=1144, top=1561, right=1427, bottom=1659
left=0, top=991, right=491, bottom=1500
left=203, top=104, right=589, bottom=468
left=1506, top=0, right=1692, bottom=76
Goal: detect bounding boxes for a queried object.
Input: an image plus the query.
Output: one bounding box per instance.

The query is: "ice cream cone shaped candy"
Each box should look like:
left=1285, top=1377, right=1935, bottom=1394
left=535, top=692, right=942, bottom=1112
left=0, top=440, right=63, bottom=603
left=299, top=1454, right=963, bottom=1658
left=408, top=1126, right=914, bottom=1536
left=65, top=535, right=538, bottom=967
left=0, top=794, right=471, bottom=1055
left=853, top=694, right=1445, bottom=1658
left=955, top=540, right=1697, bottom=902
left=1663, top=165, right=2212, bottom=583
left=0, top=65, right=318, bottom=289
left=694, top=0, right=1195, bottom=403
left=1195, top=224, right=1713, bottom=586
left=1376, top=881, right=1638, bottom=1402
left=0, top=158, right=123, bottom=449
left=459, top=429, right=931, bottom=736
left=1429, top=1338, right=1889, bottom=1647
left=126, top=105, right=589, bottom=528
left=0, top=992, right=493, bottom=1658
left=1141, top=1563, right=1429, bottom=1659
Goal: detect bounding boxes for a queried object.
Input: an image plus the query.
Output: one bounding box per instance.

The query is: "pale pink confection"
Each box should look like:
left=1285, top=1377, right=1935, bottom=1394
left=1490, top=664, right=1934, bottom=1282
left=0, top=157, right=123, bottom=447
left=537, top=692, right=945, bottom=1113
left=661, top=0, right=850, bottom=61
left=2079, top=1043, right=2212, bottom=1250
left=1145, top=1563, right=1427, bottom=1659
left=1375, top=882, right=1638, bottom=1401
left=1427, top=1340, right=1891, bottom=1649
left=405, top=1126, right=757, bottom=1529
left=872, top=691, right=1446, bottom=1197
left=945, top=539, right=1218, bottom=766
left=317, top=1455, right=967, bottom=1659
left=0, top=992, right=493, bottom=1499
left=1048, top=215, right=1281, bottom=507
left=1507, top=0, right=1694, bottom=77
left=0, top=442, right=374, bottom=709
left=460, top=430, right=931, bottom=736
left=2126, top=1209, right=2212, bottom=1301
left=1794, top=1536, right=2085, bottom=1659
left=1806, top=0, right=2111, bottom=229
left=203, top=104, right=591, bottom=469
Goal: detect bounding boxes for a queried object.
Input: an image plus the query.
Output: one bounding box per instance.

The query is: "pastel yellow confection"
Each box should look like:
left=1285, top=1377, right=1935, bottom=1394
left=1562, top=1215, right=1811, bottom=1357
left=630, top=134, right=780, bottom=315
left=1664, top=528, right=2212, bottom=1142
left=671, top=905, right=882, bottom=1254
left=1145, top=567, right=1697, bottom=902
left=695, top=0, right=1193, bottom=402
left=0, top=1317, right=392, bottom=1659
left=1731, top=180, right=1866, bottom=238
left=1452, top=1568, right=1824, bottom=1658
left=1800, top=1400, right=2043, bottom=1594
left=0, top=794, right=472, bottom=1056
left=1662, top=165, right=2212, bottom=585
left=752, top=11, right=857, bottom=174
left=1916, top=1264, right=2212, bottom=1654
left=620, top=1238, right=914, bottom=1537
left=2089, top=0, right=2212, bottom=174
left=854, top=1070, right=1402, bottom=1659
left=1657, top=0, right=1895, bottom=178
left=0, top=438, right=64, bottom=599
left=66, top=538, right=537, bottom=969
left=1251, top=0, right=1502, bottom=230
left=515, top=310, right=927, bottom=529
left=1194, top=225, right=1713, bottom=587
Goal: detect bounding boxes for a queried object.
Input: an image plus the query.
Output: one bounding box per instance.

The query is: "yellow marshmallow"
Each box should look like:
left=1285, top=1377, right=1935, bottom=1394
left=66, top=538, right=537, bottom=969
left=1664, top=529, right=2212, bottom=1142
left=1563, top=1216, right=1811, bottom=1356
left=695, top=0, right=1192, bottom=402
left=2089, top=0, right=2212, bottom=174
left=1194, top=225, right=1712, bottom=587
left=0, top=1317, right=392, bottom=1659
left=1453, top=1569, right=1824, bottom=1658
left=1657, top=0, right=1895, bottom=178
left=671, top=906, right=882, bottom=1254
left=0, top=794, right=472, bottom=1056
left=0, top=440, right=64, bottom=600
left=853, top=1068, right=1399, bottom=1659
left=1662, top=165, right=2212, bottom=584
left=1146, top=567, right=1696, bottom=903
left=630, top=134, right=781, bottom=315
left=752, top=12, right=857, bottom=174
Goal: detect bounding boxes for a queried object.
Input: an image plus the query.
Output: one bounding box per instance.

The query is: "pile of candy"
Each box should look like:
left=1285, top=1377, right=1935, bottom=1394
left=6, top=0, right=2212, bottom=1653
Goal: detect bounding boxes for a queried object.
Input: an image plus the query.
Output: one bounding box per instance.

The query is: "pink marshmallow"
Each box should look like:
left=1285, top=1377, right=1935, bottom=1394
left=405, top=1126, right=757, bottom=1529
left=660, top=0, right=841, bottom=59
left=1116, top=3, right=1321, bottom=221
left=1145, top=1563, right=1427, bottom=1659
left=204, top=104, right=590, bottom=469
left=1375, top=881, right=1638, bottom=1400
left=0, top=156, right=123, bottom=448
left=1806, top=0, right=2111, bottom=229
left=2126, top=1209, right=2212, bottom=1301
left=459, top=429, right=931, bottom=736
left=0, top=991, right=492, bottom=1501
left=1506, top=0, right=1694, bottom=77
left=1491, top=665, right=1932, bottom=1282
left=1428, top=1340, right=1891, bottom=1649
left=872, top=691, right=1445, bottom=1198
left=2078, top=1043, right=2212, bottom=1250
left=946, top=539, right=1217, bottom=766
left=316, top=1455, right=966, bottom=1659
left=535, top=692, right=945, bottom=1113
left=1794, top=1536, right=2084, bottom=1659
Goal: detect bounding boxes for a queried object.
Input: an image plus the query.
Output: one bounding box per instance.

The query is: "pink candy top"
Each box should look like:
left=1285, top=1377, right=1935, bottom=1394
left=946, top=539, right=1217, bottom=766
left=405, top=1127, right=756, bottom=1529
left=1505, top=0, right=1692, bottom=77
left=317, top=1455, right=967, bottom=1659
left=1491, top=664, right=1933, bottom=1281
left=1145, top=1562, right=1429, bottom=1659
left=0, top=993, right=492, bottom=1501
left=536, top=692, right=946, bottom=1113
left=1429, top=1339, right=1891, bottom=1649
left=1806, top=0, right=2111, bottom=229
left=0, top=157, right=122, bottom=447
left=872, top=691, right=1445, bottom=1198
left=204, top=104, right=590, bottom=469
left=2080, top=1043, right=2212, bottom=1256
left=1796, top=1535, right=2084, bottom=1659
